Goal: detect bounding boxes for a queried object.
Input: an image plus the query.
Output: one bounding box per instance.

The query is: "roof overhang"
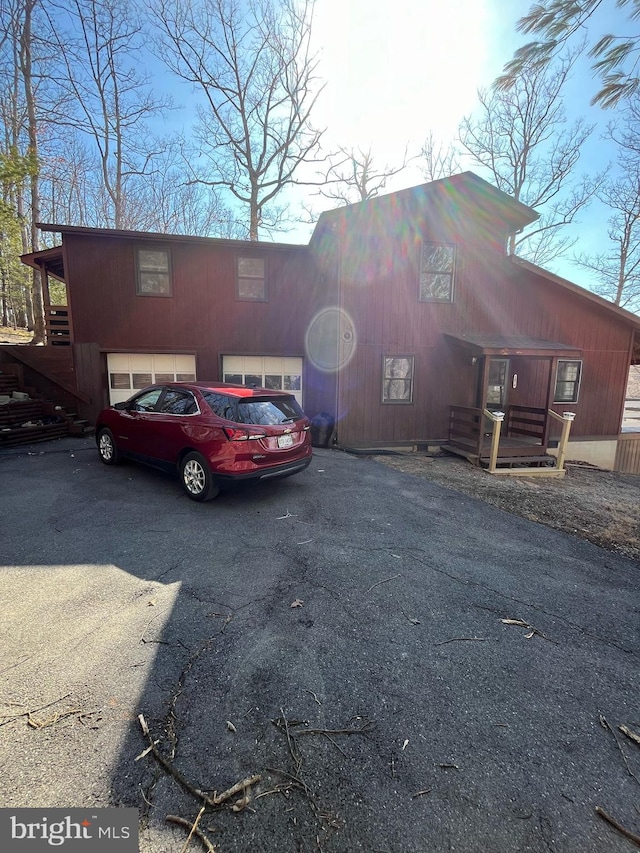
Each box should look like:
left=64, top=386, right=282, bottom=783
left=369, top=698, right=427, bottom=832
left=20, top=246, right=65, bottom=281
left=445, top=333, right=581, bottom=358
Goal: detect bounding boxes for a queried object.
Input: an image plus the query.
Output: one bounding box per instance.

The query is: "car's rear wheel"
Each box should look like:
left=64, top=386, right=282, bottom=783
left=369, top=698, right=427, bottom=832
left=98, top=428, right=121, bottom=465
left=180, top=452, right=220, bottom=502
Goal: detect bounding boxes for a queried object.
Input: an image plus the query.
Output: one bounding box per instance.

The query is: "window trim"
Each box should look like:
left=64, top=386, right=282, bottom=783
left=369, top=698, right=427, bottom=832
left=382, top=355, right=415, bottom=404
left=236, top=255, right=267, bottom=302
left=419, top=241, right=456, bottom=303
left=554, top=359, right=582, bottom=404
left=135, top=246, right=173, bottom=297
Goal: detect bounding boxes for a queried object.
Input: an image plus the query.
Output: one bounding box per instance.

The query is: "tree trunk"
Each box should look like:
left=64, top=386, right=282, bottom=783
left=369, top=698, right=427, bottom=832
left=20, top=0, right=45, bottom=344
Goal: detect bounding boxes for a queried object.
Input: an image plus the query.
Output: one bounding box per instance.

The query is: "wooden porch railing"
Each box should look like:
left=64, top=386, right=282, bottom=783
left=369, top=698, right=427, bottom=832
left=45, top=305, right=71, bottom=346
left=483, top=408, right=576, bottom=475
left=448, top=405, right=484, bottom=457
left=447, top=405, right=576, bottom=476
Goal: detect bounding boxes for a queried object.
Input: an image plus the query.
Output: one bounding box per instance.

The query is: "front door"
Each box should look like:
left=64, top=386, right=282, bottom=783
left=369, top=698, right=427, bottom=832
left=486, top=358, right=509, bottom=411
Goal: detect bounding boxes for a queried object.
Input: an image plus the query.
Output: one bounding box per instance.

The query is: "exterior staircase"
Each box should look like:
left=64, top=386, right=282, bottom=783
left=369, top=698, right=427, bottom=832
left=0, top=365, right=92, bottom=448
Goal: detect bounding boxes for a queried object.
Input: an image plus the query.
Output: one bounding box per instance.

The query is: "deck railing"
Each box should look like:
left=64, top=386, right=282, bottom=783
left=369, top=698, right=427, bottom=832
left=506, top=405, right=547, bottom=444
left=45, top=305, right=71, bottom=346
left=448, top=405, right=484, bottom=457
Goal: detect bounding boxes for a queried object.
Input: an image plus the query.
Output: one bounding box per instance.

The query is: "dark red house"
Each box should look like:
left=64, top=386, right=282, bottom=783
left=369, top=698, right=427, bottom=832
left=15, top=172, right=640, bottom=472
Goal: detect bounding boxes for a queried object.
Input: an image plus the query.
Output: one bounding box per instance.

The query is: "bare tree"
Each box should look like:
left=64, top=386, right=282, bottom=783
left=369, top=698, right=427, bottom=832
left=314, top=145, right=410, bottom=206
left=153, top=0, right=324, bottom=240
left=497, top=0, right=640, bottom=108
left=575, top=99, right=640, bottom=313
left=458, top=50, right=600, bottom=265
left=41, top=0, right=172, bottom=230
left=420, top=132, right=461, bottom=182
left=128, top=147, right=247, bottom=237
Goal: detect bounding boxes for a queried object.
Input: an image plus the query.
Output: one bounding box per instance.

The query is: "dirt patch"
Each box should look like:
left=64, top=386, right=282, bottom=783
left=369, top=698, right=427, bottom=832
left=373, top=452, right=640, bottom=561
left=0, top=325, right=32, bottom=345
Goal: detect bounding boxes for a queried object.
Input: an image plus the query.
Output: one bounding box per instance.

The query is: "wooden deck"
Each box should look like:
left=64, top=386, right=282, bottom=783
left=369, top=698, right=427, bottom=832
left=444, top=405, right=573, bottom=477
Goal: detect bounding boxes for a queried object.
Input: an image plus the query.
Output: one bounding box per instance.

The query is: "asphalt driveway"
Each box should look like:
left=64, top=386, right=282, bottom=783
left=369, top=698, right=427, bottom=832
left=0, top=437, right=638, bottom=852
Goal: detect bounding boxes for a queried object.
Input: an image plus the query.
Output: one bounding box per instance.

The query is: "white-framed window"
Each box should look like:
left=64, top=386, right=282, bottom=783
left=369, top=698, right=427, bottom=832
left=237, top=256, right=266, bottom=300
left=382, top=356, right=414, bottom=403
left=554, top=359, right=582, bottom=403
left=419, top=242, right=455, bottom=302
left=136, top=247, right=172, bottom=296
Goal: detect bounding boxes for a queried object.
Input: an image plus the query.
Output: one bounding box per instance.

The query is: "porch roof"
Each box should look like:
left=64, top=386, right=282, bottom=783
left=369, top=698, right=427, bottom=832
left=21, top=246, right=65, bottom=281
left=445, top=333, right=581, bottom=358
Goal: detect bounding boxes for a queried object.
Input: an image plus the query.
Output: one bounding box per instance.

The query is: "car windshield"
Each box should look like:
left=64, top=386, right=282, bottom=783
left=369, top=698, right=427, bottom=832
left=201, top=391, right=303, bottom=425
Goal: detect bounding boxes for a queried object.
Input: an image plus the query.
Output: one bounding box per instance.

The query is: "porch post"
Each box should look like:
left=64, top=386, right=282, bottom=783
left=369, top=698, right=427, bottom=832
left=555, top=412, right=576, bottom=471
left=488, top=410, right=504, bottom=473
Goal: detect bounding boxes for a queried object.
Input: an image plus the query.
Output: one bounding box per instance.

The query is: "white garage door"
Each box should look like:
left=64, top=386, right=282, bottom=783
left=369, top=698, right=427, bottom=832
left=107, top=353, right=197, bottom=405
left=222, top=355, right=303, bottom=406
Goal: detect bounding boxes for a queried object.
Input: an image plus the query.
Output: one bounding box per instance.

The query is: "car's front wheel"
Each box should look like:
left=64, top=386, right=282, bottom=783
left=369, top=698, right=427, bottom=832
left=179, top=452, right=220, bottom=502
left=97, top=428, right=121, bottom=465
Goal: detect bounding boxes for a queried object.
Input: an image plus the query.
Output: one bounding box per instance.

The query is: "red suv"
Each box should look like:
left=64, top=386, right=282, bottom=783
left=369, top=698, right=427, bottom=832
left=95, top=381, right=312, bottom=501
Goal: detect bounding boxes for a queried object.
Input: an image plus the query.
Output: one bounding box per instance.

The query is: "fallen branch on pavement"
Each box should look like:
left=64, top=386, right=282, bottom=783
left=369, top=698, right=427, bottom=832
left=166, top=811, right=218, bottom=853
left=599, top=715, right=640, bottom=786
left=595, top=806, right=640, bottom=847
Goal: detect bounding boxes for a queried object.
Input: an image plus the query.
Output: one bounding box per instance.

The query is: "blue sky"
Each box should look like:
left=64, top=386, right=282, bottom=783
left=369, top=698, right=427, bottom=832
left=275, top=0, right=632, bottom=293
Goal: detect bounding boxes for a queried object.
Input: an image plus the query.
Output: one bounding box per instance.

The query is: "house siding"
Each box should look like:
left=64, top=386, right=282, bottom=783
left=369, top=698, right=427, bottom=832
left=330, top=217, right=635, bottom=447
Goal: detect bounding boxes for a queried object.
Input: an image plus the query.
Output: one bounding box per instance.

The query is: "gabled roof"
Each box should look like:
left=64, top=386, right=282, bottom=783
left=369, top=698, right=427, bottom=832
left=313, top=171, right=539, bottom=240
left=512, top=257, right=640, bottom=330
left=513, top=257, right=640, bottom=365
left=32, top=223, right=307, bottom=252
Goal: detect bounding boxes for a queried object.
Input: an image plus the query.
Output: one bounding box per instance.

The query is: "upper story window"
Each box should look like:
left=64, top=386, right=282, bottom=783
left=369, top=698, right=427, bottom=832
left=382, top=356, right=414, bottom=403
left=554, top=360, right=582, bottom=403
left=136, top=248, right=172, bottom=296
left=419, top=242, right=455, bottom=302
left=237, top=256, right=266, bottom=300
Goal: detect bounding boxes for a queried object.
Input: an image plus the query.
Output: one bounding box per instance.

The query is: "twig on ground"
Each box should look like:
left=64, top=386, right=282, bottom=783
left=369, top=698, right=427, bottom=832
left=137, top=714, right=261, bottom=807
left=435, top=637, right=487, bottom=646
left=367, top=573, right=401, bottom=593
left=620, top=725, right=640, bottom=747
left=600, top=715, right=640, bottom=786
left=412, top=788, right=432, bottom=798
left=292, top=719, right=376, bottom=738
left=595, top=806, right=640, bottom=847
left=0, top=693, right=72, bottom=727
left=166, top=813, right=218, bottom=853
left=265, top=766, right=313, bottom=798
left=322, top=733, right=348, bottom=758
left=179, top=805, right=206, bottom=853
left=305, top=689, right=322, bottom=706
left=501, top=618, right=557, bottom=644
left=213, top=775, right=261, bottom=806
left=28, top=707, right=83, bottom=729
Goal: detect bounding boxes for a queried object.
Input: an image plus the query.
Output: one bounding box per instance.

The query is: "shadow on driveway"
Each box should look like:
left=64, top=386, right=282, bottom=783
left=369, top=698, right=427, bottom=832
left=0, top=437, right=638, bottom=852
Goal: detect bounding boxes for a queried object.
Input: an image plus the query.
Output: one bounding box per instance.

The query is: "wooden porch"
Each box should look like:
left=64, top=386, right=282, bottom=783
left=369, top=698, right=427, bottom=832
left=443, top=405, right=576, bottom=477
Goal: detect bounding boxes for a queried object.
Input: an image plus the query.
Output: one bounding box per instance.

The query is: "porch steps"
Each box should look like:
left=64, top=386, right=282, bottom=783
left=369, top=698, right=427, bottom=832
left=479, top=454, right=556, bottom=469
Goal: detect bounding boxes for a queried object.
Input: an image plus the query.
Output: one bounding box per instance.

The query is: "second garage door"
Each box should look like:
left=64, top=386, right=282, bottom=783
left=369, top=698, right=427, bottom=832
left=222, top=356, right=303, bottom=406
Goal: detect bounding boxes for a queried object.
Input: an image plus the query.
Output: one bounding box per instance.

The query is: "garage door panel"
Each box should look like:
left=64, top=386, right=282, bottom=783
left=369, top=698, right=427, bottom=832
left=107, top=353, right=196, bottom=405
left=222, top=355, right=303, bottom=406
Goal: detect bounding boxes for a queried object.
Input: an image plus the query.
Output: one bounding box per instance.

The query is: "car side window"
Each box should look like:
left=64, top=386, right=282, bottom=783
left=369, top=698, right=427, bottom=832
left=160, top=389, right=197, bottom=415
left=130, top=388, right=163, bottom=412
left=201, top=391, right=237, bottom=421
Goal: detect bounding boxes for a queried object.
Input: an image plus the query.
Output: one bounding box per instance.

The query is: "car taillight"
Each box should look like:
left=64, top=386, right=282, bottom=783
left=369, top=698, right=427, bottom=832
left=223, top=427, right=266, bottom=441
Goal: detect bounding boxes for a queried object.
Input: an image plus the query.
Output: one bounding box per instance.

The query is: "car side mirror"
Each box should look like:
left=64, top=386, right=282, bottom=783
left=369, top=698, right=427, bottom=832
left=114, top=402, right=128, bottom=411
